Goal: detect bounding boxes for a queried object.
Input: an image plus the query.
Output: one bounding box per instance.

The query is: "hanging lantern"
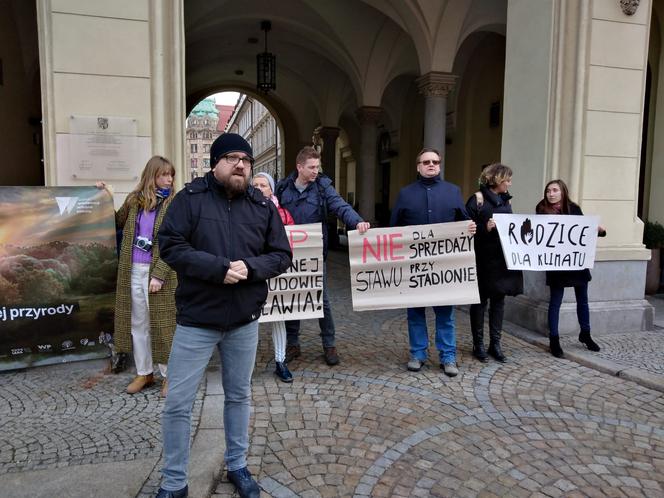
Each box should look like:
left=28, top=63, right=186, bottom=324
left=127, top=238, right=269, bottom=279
left=257, top=20, right=276, bottom=93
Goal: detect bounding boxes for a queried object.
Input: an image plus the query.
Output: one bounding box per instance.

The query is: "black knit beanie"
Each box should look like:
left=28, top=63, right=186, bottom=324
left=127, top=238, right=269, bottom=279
left=209, top=133, right=253, bottom=170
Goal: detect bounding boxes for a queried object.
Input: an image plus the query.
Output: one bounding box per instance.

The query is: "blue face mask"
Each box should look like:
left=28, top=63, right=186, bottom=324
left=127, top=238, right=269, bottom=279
left=156, top=187, right=171, bottom=198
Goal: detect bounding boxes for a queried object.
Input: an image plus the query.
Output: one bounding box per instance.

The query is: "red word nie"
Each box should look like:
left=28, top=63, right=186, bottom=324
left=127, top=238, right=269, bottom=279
left=362, top=233, right=405, bottom=263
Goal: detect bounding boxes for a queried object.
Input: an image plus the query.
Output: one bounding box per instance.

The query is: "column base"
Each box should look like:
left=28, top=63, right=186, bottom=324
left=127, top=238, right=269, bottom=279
left=504, top=295, right=654, bottom=336
left=504, top=260, right=655, bottom=335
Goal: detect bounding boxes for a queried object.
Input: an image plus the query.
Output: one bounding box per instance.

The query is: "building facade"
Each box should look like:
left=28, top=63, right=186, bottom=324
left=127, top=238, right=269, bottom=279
left=226, top=95, right=282, bottom=180
left=185, top=97, right=220, bottom=180
left=4, top=0, right=662, bottom=335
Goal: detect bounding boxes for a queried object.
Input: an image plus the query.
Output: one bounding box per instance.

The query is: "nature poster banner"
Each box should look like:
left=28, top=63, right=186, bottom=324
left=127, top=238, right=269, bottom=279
left=0, top=187, right=117, bottom=371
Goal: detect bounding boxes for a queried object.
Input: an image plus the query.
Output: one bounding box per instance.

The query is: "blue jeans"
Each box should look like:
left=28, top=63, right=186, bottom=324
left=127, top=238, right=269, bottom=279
left=548, top=285, right=590, bottom=337
left=160, top=321, right=259, bottom=491
left=407, top=306, right=456, bottom=364
left=286, top=263, right=335, bottom=348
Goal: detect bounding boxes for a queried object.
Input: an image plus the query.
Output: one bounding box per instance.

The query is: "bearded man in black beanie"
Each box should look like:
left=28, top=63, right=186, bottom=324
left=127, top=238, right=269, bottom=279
left=156, top=133, right=292, bottom=498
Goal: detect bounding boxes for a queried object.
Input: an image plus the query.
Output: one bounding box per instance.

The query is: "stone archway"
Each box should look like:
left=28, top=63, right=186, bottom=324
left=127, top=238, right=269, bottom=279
left=643, top=0, right=664, bottom=226
left=0, top=0, right=42, bottom=186
left=447, top=31, right=507, bottom=196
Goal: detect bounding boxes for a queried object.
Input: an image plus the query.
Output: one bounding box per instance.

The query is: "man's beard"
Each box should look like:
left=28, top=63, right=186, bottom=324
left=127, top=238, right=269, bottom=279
left=217, top=169, right=249, bottom=197
left=225, top=174, right=248, bottom=196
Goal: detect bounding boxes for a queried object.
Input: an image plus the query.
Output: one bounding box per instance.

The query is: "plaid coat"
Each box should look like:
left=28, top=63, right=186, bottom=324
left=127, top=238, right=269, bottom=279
left=114, top=196, right=177, bottom=364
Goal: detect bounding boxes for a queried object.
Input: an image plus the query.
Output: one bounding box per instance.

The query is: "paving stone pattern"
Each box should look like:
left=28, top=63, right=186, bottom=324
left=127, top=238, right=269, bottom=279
left=560, top=331, right=664, bottom=377
left=212, top=251, right=664, bottom=497
left=0, top=361, right=204, bottom=483
left=2, top=250, right=664, bottom=498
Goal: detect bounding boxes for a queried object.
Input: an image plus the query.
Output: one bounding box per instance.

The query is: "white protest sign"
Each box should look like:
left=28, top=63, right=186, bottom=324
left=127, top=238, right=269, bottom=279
left=348, top=222, right=480, bottom=312
left=493, top=214, right=599, bottom=271
left=260, top=223, right=324, bottom=322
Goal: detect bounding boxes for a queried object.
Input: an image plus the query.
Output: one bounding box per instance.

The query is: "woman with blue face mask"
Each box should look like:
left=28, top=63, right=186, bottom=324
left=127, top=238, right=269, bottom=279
left=99, top=156, right=178, bottom=395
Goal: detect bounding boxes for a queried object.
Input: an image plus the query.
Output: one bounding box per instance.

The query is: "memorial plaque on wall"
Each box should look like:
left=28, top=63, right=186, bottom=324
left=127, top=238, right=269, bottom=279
left=64, top=115, right=142, bottom=181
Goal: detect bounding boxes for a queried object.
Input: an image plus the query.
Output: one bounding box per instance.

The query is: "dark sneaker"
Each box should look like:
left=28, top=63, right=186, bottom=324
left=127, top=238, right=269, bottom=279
left=323, top=346, right=339, bottom=366
left=274, top=361, right=293, bottom=383
left=285, top=344, right=301, bottom=363
left=155, top=485, right=188, bottom=498
left=227, top=467, right=260, bottom=498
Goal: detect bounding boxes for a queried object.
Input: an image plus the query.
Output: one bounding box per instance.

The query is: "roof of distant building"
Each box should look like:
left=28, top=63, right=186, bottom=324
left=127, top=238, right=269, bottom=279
left=216, top=104, right=235, bottom=131
left=190, top=97, right=219, bottom=118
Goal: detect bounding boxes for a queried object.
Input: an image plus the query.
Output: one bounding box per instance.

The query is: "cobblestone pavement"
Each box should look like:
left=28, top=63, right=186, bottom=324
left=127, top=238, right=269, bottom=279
left=2, top=250, right=664, bottom=498
left=559, top=330, right=664, bottom=377
left=0, top=359, right=204, bottom=496
left=210, top=251, right=664, bottom=498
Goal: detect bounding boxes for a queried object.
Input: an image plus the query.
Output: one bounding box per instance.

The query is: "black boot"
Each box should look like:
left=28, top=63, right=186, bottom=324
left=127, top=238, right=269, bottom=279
left=549, top=336, right=564, bottom=358
left=578, top=330, right=600, bottom=352
left=469, top=303, right=488, bottom=362
left=488, top=341, right=506, bottom=363
left=473, top=342, right=488, bottom=362
left=487, top=297, right=506, bottom=362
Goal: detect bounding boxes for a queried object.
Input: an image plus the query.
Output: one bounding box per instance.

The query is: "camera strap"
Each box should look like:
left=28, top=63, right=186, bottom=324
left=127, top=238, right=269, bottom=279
left=134, top=209, right=154, bottom=247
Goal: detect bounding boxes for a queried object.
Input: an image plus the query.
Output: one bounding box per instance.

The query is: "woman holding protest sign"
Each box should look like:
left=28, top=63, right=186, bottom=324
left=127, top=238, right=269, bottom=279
left=536, top=179, right=606, bottom=358
left=97, top=156, right=177, bottom=395
left=466, top=163, right=523, bottom=363
left=252, top=172, right=294, bottom=383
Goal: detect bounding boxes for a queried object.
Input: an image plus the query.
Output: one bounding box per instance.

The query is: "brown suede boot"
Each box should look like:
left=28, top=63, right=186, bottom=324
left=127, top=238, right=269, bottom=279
left=160, top=379, right=168, bottom=397
left=126, top=373, right=154, bottom=394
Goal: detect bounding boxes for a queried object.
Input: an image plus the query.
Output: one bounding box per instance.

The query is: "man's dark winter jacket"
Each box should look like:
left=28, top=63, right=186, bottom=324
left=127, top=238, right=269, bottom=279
left=276, top=172, right=363, bottom=255
left=390, top=175, right=470, bottom=227
left=158, top=172, right=292, bottom=330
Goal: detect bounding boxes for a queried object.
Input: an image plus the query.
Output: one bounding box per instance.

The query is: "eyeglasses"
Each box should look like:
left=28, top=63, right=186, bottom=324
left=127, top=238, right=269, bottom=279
left=224, top=155, right=254, bottom=167
left=418, top=159, right=441, bottom=166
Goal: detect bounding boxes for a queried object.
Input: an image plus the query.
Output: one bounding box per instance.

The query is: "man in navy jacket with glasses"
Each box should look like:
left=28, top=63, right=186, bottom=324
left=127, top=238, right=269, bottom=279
left=390, top=148, right=476, bottom=378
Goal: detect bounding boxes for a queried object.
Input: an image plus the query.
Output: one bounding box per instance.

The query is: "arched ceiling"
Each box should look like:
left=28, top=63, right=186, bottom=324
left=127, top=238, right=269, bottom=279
left=184, top=0, right=506, bottom=132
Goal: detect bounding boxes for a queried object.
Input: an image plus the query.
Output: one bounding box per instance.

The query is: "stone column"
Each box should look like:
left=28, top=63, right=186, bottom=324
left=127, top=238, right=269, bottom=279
left=36, top=0, right=186, bottom=203
left=356, top=106, right=382, bottom=223
left=502, top=0, right=653, bottom=334
left=149, top=0, right=186, bottom=185
left=416, top=72, right=457, bottom=176
left=316, top=126, right=340, bottom=185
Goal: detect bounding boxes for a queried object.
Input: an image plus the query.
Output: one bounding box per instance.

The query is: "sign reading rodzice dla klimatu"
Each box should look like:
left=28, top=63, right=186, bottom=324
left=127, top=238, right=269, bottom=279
left=0, top=187, right=117, bottom=371
left=260, top=223, right=324, bottom=322
left=348, top=222, right=480, bottom=312
left=493, top=213, right=600, bottom=271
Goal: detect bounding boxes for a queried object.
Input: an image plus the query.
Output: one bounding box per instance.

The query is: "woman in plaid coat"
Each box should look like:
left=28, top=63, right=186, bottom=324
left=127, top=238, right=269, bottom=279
left=102, top=156, right=177, bottom=395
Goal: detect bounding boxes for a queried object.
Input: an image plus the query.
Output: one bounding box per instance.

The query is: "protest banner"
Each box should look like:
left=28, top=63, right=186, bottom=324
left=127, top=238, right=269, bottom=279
left=260, top=223, right=324, bottom=322
left=348, top=222, right=480, bottom=311
left=0, top=187, right=117, bottom=371
left=493, top=213, right=600, bottom=271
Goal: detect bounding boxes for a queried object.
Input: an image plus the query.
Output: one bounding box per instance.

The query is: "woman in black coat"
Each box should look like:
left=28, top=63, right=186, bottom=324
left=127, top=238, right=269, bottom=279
left=466, top=163, right=523, bottom=363
left=535, top=179, right=606, bottom=358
